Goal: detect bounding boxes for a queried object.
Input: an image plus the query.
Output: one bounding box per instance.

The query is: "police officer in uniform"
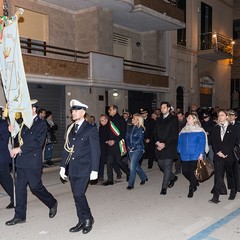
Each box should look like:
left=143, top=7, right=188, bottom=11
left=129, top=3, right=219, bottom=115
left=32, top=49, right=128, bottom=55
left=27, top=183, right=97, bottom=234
left=60, top=99, right=100, bottom=234
left=6, top=99, right=57, bottom=226
left=0, top=106, right=14, bottom=209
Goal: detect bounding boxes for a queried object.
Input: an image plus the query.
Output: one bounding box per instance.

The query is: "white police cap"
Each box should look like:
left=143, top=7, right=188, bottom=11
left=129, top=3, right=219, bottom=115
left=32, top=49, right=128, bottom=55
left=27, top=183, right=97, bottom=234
left=70, top=99, right=88, bottom=110
left=30, top=99, right=38, bottom=107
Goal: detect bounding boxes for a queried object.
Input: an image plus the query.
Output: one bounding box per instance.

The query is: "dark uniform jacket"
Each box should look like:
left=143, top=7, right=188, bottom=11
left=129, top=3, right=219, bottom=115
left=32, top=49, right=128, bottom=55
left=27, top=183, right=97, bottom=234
left=0, top=119, right=11, bottom=164
left=16, top=116, right=47, bottom=169
left=154, top=114, right=179, bottom=160
left=61, top=120, right=100, bottom=178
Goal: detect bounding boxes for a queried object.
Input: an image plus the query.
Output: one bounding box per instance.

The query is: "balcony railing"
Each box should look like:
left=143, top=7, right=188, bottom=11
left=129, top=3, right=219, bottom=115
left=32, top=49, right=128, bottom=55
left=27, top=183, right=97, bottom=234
left=198, top=32, right=234, bottom=55
left=134, top=0, right=185, bottom=22
left=20, top=38, right=166, bottom=75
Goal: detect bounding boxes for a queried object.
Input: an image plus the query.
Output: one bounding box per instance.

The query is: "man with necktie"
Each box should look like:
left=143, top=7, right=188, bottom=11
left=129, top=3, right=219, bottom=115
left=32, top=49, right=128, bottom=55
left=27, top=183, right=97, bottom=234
left=6, top=99, right=57, bottom=226
left=60, top=99, right=100, bottom=234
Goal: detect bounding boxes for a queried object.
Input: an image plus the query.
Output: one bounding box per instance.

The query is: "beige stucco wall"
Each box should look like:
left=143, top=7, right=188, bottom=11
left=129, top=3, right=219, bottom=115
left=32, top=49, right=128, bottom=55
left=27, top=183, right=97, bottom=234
left=10, top=0, right=75, bottom=49
left=75, top=7, right=113, bottom=54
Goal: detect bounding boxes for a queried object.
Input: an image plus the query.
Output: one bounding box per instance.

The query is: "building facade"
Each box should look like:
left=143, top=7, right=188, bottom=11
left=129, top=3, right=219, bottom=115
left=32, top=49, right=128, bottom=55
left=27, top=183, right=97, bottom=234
left=232, top=0, right=240, bottom=108
left=0, top=0, right=234, bottom=158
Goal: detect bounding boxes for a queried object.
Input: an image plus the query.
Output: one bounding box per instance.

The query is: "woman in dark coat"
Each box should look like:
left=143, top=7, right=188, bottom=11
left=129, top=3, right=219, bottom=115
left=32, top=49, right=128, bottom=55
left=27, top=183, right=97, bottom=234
left=210, top=110, right=240, bottom=203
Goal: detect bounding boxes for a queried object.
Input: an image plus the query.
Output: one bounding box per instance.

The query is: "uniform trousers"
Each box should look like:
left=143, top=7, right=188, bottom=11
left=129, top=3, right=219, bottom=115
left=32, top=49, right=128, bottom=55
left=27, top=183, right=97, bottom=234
left=0, top=163, right=14, bottom=203
left=70, top=176, right=91, bottom=223
left=15, top=167, right=56, bottom=220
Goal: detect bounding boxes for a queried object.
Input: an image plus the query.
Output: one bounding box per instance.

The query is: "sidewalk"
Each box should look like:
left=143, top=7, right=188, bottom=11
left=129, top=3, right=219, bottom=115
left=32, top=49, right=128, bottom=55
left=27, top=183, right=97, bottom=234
left=0, top=161, right=240, bottom=240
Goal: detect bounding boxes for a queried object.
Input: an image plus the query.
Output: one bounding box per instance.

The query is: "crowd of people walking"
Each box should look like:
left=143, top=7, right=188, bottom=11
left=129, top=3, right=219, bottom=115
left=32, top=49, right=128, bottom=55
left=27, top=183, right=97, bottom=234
left=95, top=102, right=240, bottom=204
left=1, top=100, right=240, bottom=234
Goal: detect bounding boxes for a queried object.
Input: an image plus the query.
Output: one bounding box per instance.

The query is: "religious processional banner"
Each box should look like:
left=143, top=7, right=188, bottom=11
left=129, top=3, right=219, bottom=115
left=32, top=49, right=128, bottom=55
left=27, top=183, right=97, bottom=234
left=0, top=10, right=32, bottom=137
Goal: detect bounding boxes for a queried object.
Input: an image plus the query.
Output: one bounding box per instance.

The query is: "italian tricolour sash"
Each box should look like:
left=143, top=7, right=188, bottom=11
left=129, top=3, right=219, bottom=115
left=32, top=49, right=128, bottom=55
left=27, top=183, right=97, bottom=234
left=110, top=121, right=127, bottom=156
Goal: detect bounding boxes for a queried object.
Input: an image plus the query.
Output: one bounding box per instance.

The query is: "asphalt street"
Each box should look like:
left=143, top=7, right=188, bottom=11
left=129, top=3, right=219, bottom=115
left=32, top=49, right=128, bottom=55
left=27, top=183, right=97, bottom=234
left=0, top=161, right=240, bottom=240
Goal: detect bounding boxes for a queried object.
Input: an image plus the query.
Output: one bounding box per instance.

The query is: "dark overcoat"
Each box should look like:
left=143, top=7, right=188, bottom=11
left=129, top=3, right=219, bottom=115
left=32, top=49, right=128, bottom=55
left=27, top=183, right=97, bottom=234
left=154, top=114, right=179, bottom=160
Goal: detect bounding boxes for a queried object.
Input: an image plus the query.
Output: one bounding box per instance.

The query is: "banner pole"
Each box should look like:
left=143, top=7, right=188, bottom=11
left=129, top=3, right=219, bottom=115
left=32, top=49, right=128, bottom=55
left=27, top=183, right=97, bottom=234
left=11, top=136, right=16, bottom=207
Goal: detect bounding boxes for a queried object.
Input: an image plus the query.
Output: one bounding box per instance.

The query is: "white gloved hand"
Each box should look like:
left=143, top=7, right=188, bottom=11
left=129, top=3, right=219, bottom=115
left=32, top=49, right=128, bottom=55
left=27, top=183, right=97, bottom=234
left=59, top=167, right=67, bottom=180
left=90, top=171, right=98, bottom=180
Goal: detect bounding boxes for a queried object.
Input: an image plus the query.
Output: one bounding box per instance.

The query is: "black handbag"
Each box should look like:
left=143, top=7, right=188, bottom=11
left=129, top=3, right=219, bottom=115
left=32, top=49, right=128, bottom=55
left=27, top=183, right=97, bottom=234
left=194, top=158, right=214, bottom=182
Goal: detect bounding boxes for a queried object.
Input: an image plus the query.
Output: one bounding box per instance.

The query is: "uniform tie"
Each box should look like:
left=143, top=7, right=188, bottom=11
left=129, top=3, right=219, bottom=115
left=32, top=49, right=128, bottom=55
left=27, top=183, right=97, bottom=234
left=74, top=123, right=79, bottom=134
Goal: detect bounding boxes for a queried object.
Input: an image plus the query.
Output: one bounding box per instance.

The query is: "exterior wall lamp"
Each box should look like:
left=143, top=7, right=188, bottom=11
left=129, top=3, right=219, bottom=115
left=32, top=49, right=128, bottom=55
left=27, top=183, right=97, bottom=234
left=113, top=91, right=119, bottom=97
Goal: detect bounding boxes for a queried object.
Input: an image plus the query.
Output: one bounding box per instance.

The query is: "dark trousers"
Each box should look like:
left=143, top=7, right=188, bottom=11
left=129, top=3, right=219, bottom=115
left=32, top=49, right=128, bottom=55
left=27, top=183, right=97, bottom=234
left=158, top=159, right=175, bottom=189
left=174, top=155, right=181, bottom=172
left=181, top=161, right=198, bottom=189
left=99, top=155, right=121, bottom=179
left=15, top=167, right=56, bottom=220
left=107, top=154, right=130, bottom=182
left=99, top=155, right=106, bottom=179
left=70, top=176, right=91, bottom=223
left=0, top=163, right=14, bottom=203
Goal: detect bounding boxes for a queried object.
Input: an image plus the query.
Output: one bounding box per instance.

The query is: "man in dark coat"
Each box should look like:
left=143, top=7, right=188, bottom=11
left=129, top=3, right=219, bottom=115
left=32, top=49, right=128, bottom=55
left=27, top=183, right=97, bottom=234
left=174, top=110, right=187, bottom=174
left=99, top=114, right=121, bottom=181
left=0, top=107, right=14, bottom=209
left=154, top=102, right=179, bottom=195
left=60, top=99, right=100, bottom=234
left=140, top=109, right=156, bottom=168
left=102, top=105, right=130, bottom=186
left=6, top=100, right=57, bottom=226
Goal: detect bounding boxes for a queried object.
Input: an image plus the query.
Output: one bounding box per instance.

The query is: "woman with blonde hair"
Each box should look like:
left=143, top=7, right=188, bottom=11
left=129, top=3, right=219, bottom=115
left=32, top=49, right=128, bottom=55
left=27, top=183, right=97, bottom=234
left=178, top=113, right=208, bottom=198
left=125, top=113, right=148, bottom=190
left=209, top=110, right=239, bottom=203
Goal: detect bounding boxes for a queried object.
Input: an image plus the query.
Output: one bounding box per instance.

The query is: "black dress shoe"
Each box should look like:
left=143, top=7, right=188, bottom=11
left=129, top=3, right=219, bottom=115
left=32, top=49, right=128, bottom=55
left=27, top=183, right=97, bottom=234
left=228, top=190, right=236, bottom=200
left=187, top=189, right=194, bottom=198
left=5, top=218, right=26, bottom=226
left=116, top=174, right=122, bottom=179
left=126, top=186, right=134, bottom=190
left=140, top=178, right=148, bottom=185
left=168, top=176, right=178, bottom=188
left=209, top=198, right=220, bottom=204
left=69, top=222, right=84, bottom=232
left=160, top=188, right=167, bottom=195
left=49, top=200, right=58, bottom=218
left=6, top=202, right=15, bottom=209
left=102, top=181, right=114, bottom=186
left=82, top=218, right=94, bottom=234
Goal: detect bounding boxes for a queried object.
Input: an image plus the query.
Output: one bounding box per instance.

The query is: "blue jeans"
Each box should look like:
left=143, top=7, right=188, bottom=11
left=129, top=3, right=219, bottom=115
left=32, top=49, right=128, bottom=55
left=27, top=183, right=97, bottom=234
left=128, top=149, right=147, bottom=187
